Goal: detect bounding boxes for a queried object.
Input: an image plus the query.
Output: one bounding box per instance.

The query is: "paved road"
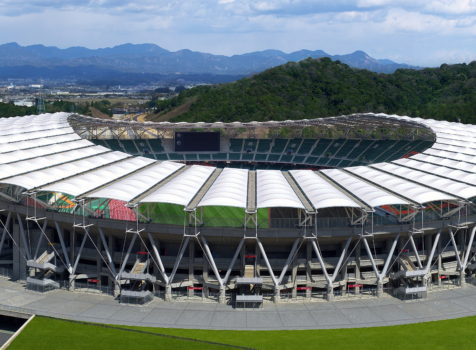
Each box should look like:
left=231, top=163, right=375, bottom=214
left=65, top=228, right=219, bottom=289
left=1, top=278, right=476, bottom=330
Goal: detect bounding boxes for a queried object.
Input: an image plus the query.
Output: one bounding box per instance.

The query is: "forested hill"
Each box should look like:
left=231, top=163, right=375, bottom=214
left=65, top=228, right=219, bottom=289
left=150, top=58, right=476, bottom=124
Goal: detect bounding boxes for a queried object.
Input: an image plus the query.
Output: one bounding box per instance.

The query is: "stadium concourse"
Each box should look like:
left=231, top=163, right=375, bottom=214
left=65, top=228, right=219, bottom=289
left=0, top=112, right=475, bottom=309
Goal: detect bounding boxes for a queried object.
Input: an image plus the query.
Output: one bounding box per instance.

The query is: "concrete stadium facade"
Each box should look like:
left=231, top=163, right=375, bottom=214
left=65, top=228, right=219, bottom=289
left=0, top=112, right=475, bottom=307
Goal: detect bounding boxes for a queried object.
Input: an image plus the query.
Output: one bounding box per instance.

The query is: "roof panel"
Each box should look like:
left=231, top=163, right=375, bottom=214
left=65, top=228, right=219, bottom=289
left=0, top=139, right=92, bottom=164
left=257, top=170, right=304, bottom=209
left=0, top=145, right=109, bottom=180
left=290, top=170, right=361, bottom=209
left=140, top=165, right=215, bottom=206
left=198, top=168, right=248, bottom=208
left=3, top=151, right=129, bottom=190
left=347, top=166, right=456, bottom=204
left=85, top=161, right=184, bottom=202
left=39, top=157, right=155, bottom=196
left=0, top=127, right=74, bottom=144
left=321, top=168, right=409, bottom=207
left=373, top=162, right=476, bottom=199
left=0, top=133, right=81, bottom=154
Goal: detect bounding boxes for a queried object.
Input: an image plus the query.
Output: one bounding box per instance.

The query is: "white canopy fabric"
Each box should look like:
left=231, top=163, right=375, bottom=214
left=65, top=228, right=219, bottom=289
left=0, top=134, right=81, bottom=154
left=321, top=168, right=409, bottom=207
left=140, top=165, right=215, bottom=206
left=347, top=166, right=456, bottom=204
left=0, top=145, right=109, bottom=180
left=0, top=112, right=474, bottom=212
left=0, top=139, right=92, bottom=164
left=256, top=170, right=304, bottom=209
left=290, top=170, right=360, bottom=209
left=372, top=162, right=476, bottom=199
left=3, top=151, right=130, bottom=190
left=85, top=161, right=184, bottom=202
left=393, top=158, right=476, bottom=186
left=411, top=153, right=476, bottom=173
left=39, top=157, right=155, bottom=197
left=198, top=168, right=248, bottom=208
left=0, top=127, right=74, bottom=144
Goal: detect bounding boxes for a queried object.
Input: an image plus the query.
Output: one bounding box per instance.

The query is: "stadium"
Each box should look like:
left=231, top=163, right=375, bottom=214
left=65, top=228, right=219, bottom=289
left=0, top=111, right=475, bottom=308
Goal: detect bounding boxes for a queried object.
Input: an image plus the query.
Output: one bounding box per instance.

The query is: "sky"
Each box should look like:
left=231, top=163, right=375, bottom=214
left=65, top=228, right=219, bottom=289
left=0, top=0, right=475, bottom=66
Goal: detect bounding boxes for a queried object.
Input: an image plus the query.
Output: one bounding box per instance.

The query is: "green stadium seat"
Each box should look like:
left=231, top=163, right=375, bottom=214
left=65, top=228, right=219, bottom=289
left=254, top=154, right=268, bottom=161
left=92, top=139, right=108, bottom=147
left=363, top=140, right=396, bottom=161
left=268, top=154, right=280, bottom=162
left=242, top=153, right=254, bottom=160
left=257, top=139, right=272, bottom=152
left=311, top=139, right=333, bottom=156
left=156, top=154, right=169, bottom=160
left=271, top=139, right=288, bottom=153
left=292, top=155, right=305, bottom=163
left=346, top=140, right=374, bottom=160
left=335, top=139, right=359, bottom=158
left=338, top=159, right=352, bottom=167
left=147, top=139, right=164, bottom=152
left=104, top=139, right=124, bottom=152
left=198, top=154, right=211, bottom=160
left=306, top=156, right=318, bottom=164
left=316, top=157, right=332, bottom=165
left=185, top=153, right=198, bottom=160
left=168, top=153, right=184, bottom=160
left=229, top=153, right=241, bottom=160
left=286, top=138, right=302, bottom=153
left=120, top=140, right=140, bottom=154
left=243, top=139, right=258, bottom=152
left=297, top=139, right=316, bottom=154
left=212, top=153, right=227, bottom=160
left=326, top=158, right=342, bottom=167
left=229, top=139, right=244, bottom=152
left=280, top=154, right=293, bottom=163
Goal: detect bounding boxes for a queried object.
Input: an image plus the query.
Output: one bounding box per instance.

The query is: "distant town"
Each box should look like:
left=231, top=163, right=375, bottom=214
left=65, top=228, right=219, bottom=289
left=0, top=80, right=193, bottom=121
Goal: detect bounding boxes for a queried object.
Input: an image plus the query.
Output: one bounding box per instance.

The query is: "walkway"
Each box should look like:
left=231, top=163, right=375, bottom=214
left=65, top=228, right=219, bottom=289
left=1, top=279, right=476, bottom=330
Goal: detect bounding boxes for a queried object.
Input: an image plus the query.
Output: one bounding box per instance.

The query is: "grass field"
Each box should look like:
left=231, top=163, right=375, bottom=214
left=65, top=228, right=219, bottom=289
left=10, top=315, right=476, bottom=350
left=140, top=203, right=269, bottom=228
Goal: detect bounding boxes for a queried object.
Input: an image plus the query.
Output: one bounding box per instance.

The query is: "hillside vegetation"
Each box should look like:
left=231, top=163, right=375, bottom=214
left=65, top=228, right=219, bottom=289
left=150, top=58, right=476, bottom=123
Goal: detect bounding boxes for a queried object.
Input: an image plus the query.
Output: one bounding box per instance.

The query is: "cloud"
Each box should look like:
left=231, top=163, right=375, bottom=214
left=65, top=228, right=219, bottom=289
left=0, top=0, right=474, bottom=65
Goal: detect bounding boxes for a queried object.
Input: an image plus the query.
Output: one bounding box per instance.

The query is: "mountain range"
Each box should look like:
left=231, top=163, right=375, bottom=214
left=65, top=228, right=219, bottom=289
left=0, top=42, right=418, bottom=84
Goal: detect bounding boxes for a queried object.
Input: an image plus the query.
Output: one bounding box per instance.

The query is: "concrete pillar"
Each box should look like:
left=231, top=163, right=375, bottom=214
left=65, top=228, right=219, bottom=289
left=219, top=285, right=226, bottom=304
left=188, top=240, right=195, bottom=297
left=326, top=284, right=334, bottom=301
left=165, top=285, right=172, bottom=301
left=376, top=280, right=384, bottom=297
left=460, top=270, right=466, bottom=286
left=273, top=287, right=280, bottom=303
left=12, top=220, right=26, bottom=281
left=437, top=238, right=442, bottom=286
left=355, top=241, right=361, bottom=295
left=96, top=234, right=102, bottom=288
left=291, top=262, right=297, bottom=299
left=202, top=258, right=209, bottom=298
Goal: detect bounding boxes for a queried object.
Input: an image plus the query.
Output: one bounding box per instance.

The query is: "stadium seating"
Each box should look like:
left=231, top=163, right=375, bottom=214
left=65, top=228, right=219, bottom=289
left=90, top=136, right=431, bottom=169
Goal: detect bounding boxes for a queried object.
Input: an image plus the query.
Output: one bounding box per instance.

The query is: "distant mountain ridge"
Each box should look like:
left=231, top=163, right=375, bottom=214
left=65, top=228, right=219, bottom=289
left=0, top=42, right=418, bottom=83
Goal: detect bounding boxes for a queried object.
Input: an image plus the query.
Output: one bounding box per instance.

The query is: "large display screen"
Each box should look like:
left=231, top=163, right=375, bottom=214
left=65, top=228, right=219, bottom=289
left=174, top=132, right=220, bottom=152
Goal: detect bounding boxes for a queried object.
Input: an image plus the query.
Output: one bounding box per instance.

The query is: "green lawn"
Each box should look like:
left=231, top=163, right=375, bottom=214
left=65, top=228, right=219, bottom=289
left=10, top=315, right=476, bottom=350
left=140, top=203, right=269, bottom=228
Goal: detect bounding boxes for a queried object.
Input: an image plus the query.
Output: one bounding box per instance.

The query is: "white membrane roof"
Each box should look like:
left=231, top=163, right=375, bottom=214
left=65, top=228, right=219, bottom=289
left=0, top=112, right=473, bottom=212
left=3, top=151, right=129, bottom=190
left=85, top=161, right=184, bottom=202
left=39, top=157, right=155, bottom=197
left=257, top=170, right=304, bottom=209
left=321, top=168, right=410, bottom=207
left=347, top=166, right=456, bottom=204
left=198, top=168, right=248, bottom=208
left=140, top=165, right=215, bottom=206
left=290, top=170, right=360, bottom=209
